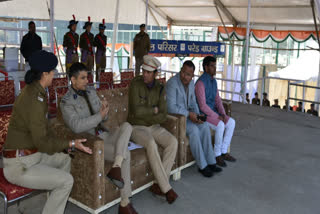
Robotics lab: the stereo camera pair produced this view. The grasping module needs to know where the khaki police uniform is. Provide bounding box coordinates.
[128,61,178,194]
[60,86,132,199]
[3,82,72,214]
[133,32,151,76]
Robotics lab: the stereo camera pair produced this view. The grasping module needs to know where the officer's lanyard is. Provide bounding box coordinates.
[97,34,106,49]
[84,33,93,55]
[67,32,77,51]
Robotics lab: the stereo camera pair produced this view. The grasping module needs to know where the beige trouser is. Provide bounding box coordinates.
[130,124,178,193]
[3,152,72,214]
[135,56,144,76]
[98,122,132,199]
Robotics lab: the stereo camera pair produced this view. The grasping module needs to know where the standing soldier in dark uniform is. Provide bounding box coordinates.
[252,92,260,105]
[80,17,94,72]
[283,99,293,111]
[271,99,281,108]
[63,15,79,73]
[246,93,250,104]
[94,19,107,80]
[20,21,42,70]
[262,92,270,107]
[133,24,151,76]
[307,103,319,116]
[296,101,305,112]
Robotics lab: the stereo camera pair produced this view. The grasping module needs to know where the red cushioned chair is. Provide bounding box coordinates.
[19,81,26,93]
[48,77,68,117]
[0,110,35,214]
[99,72,113,90]
[113,81,130,89]
[0,169,34,214]
[87,73,93,84]
[120,71,134,81]
[48,78,69,103]
[120,71,134,88]
[0,79,15,107]
[0,110,12,154]
[54,86,69,106]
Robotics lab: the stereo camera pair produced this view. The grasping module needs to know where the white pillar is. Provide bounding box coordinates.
[145,0,149,32]
[49,0,54,53]
[316,54,320,112]
[231,42,235,101]
[242,0,251,103]
[110,0,120,70]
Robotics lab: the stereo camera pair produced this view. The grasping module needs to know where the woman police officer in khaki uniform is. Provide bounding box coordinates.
[3,50,92,214]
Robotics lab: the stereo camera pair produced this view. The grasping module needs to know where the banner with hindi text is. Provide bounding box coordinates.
[149,39,226,57]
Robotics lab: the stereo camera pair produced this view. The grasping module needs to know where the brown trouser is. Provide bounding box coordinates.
[135,56,144,76]
[130,124,178,193]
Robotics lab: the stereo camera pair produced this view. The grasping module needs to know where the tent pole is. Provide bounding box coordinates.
[49,0,54,53]
[243,0,251,104]
[231,42,235,101]
[311,0,320,112]
[110,0,120,71]
[216,4,233,101]
[145,0,149,32]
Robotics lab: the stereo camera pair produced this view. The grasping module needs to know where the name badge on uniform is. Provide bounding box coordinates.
[37,96,44,102]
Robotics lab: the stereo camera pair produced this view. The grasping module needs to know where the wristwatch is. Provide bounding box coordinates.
[71,140,76,152]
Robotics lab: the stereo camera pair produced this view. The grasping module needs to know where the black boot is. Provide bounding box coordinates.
[208,164,223,173]
[198,166,213,177]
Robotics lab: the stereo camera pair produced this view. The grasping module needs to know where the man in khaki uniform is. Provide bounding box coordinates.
[133,24,150,76]
[128,55,178,204]
[3,50,91,214]
[63,15,79,73]
[80,17,94,71]
[60,62,137,214]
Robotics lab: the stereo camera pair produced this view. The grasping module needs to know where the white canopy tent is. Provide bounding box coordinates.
[0,0,318,30]
[269,51,320,82]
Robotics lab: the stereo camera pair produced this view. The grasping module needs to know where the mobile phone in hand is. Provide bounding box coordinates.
[197,114,207,122]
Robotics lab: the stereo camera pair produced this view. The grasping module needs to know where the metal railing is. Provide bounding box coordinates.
[158,69,320,112]
[286,81,320,112]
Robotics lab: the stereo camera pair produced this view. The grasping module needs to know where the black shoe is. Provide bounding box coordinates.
[198,166,213,177]
[216,156,227,167]
[222,153,237,162]
[208,164,223,173]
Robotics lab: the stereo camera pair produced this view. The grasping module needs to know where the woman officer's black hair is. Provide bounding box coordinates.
[24,50,58,84]
[25,69,42,84]
[69,62,87,79]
